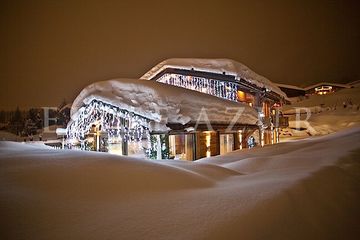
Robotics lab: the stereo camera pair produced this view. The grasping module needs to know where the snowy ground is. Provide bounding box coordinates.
[280,86,360,139]
[0,130,21,141]
[0,125,62,142]
[1,127,360,239]
[1,85,359,239]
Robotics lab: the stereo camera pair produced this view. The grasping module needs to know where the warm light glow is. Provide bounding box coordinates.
[169,135,176,157]
[262,102,270,117]
[96,132,100,151]
[108,143,123,155]
[273,102,281,108]
[237,90,246,102]
[238,130,243,150]
[315,86,333,95]
[205,132,211,157]
[220,134,234,155]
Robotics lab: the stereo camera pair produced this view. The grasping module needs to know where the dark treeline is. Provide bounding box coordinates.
[0,100,70,136]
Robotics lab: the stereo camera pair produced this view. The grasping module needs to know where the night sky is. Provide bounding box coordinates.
[1,0,359,110]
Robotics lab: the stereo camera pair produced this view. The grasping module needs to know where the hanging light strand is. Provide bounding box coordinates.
[66,99,151,150]
[157,73,238,102]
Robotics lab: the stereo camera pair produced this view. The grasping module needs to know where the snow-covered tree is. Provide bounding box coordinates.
[57,99,71,127]
[9,107,24,135]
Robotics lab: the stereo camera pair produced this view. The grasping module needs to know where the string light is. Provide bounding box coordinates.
[66,99,151,153]
[157,73,238,102]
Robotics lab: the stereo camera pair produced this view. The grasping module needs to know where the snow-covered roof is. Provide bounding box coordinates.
[304,82,351,91]
[282,84,360,113]
[276,83,305,91]
[140,58,287,98]
[348,79,360,87]
[70,78,258,131]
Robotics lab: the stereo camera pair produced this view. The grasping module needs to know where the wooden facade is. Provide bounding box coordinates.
[151,65,288,161]
[163,121,263,160]
[163,128,273,161]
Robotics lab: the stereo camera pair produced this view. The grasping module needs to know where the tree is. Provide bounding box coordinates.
[27,108,42,129]
[57,99,71,127]
[24,118,37,136]
[23,108,41,135]
[9,107,24,135]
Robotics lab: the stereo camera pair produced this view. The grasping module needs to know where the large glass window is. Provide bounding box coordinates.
[128,140,148,158]
[169,134,194,161]
[237,89,255,106]
[262,101,271,117]
[220,133,234,155]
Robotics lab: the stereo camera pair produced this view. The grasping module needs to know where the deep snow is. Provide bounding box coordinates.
[1,127,360,239]
[280,86,360,138]
[70,78,258,131]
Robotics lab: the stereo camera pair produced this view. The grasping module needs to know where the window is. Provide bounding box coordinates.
[169,134,194,160]
[220,134,234,155]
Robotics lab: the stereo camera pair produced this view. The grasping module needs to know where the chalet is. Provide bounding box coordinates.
[304,82,351,95]
[66,58,287,160]
[276,82,354,99]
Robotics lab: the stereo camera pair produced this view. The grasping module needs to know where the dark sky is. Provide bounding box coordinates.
[1,0,359,110]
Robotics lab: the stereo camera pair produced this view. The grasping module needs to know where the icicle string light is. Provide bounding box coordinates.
[66,100,151,151]
[157,73,238,102]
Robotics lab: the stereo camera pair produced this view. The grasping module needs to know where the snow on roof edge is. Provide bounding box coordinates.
[69,78,259,129]
[140,58,287,99]
[275,83,305,91]
[304,82,351,91]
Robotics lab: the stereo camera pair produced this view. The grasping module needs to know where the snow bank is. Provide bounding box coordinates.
[141,58,287,98]
[0,125,61,142]
[284,86,360,113]
[303,82,351,91]
[275,82,305,91]
[1,127,360,239]
[280,86,360,137]
[0,131,21,141]
[70,78,258,130]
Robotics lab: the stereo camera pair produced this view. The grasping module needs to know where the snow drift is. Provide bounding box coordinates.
[1,127,360,239]
[280,86,360,137]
